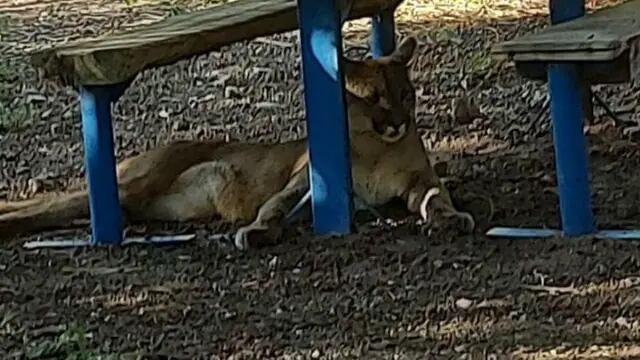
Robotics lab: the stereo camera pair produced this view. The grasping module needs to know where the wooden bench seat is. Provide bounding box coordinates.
[484,0,640,240]
[31,0,401,87]
[491,0,640,84]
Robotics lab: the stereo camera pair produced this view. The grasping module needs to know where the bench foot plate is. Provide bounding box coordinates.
[22,233,196,250]
[486,227,640,240]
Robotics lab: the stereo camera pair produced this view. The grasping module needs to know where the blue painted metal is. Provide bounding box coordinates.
[595,230,640,240]
[22,234,196,250]
[370,9,396,57]
[546,0,595,236]
[296,0,353,235]
[549,0,584,24]
[486,227,560,238]
[547,63,595,235]
[486,227,640,241]
[80,85,126,245]
[486,0,593,239]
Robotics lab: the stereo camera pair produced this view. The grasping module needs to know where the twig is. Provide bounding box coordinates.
[521,284,579,295]
[593,90,625,124]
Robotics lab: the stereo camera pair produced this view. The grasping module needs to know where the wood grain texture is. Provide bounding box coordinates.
[514,54,632,84]
[491,0,640,62]
[30,0,403,86]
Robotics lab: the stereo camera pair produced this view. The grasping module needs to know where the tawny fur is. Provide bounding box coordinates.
[0,37,474,249]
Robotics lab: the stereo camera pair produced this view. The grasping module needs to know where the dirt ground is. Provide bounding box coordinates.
[3,0,640,358]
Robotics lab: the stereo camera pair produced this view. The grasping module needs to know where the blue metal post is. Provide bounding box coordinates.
[295,0,353,235]
[547,0,594,236]
[370,9,396,57]
[549,0,584,23]
[79,85,126,245]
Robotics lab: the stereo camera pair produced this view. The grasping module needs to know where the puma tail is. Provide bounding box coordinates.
[0,190,90,241]
[0,197,47,214]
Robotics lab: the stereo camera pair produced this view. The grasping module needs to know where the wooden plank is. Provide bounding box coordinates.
[30,0,403,86]
[514,55,631,84]
[509,49,621,62]
[491,0,640,61]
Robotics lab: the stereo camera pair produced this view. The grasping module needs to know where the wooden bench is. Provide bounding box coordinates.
[27,0,404,246]
[32,0,402,86]
[487,0,640,240]
[491,0,640,84]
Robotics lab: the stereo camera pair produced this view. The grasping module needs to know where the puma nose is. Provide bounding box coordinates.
[383,123,406,142]
[385,123,406,136]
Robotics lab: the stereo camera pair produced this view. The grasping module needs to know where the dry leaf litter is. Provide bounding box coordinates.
[3,0,640,358]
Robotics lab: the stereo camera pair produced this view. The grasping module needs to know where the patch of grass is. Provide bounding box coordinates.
[466,50,495,76]
[0,101,33,132]
[25,324,121,360]
[432,27,464,45]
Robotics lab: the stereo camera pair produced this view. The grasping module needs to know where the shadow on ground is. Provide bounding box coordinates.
[2,0,640,358]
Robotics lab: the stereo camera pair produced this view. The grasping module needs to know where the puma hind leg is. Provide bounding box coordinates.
[0,197,47,215]
[134,160,237,223]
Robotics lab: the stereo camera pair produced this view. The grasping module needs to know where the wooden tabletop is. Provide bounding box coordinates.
[491,0,640,63]
[31,0,403,86]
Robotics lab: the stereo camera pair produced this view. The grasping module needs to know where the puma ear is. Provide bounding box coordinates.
[390,36,417,64]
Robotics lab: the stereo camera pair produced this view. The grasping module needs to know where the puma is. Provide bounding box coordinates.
[0,37,474,249]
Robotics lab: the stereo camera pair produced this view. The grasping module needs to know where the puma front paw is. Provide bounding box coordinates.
[418,187,476,235]
[234,223,282,250]
[444,210,476,234]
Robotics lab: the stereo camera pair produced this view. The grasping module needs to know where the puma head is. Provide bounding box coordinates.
[343,36,418,143]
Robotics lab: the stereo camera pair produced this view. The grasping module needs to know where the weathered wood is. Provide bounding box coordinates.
[514,54,631,84]
[491,0,640,84]
[492,0,640,61]
[31,0,403,86]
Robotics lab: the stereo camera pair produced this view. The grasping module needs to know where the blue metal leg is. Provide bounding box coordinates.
[487,0,596,239]
[79,85,126,245]
[546,0,594,235]
[23,84,202,249]
[547,63,595,235]
[370,9,396,57]
[549,0,584,23]
[295,0,353,235]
